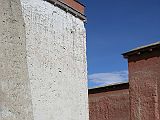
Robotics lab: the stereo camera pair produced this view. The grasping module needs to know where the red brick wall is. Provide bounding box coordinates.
[89,88,130,120]
[128,49,160,120]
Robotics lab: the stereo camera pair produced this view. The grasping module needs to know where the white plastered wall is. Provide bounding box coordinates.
[20,0,89,120]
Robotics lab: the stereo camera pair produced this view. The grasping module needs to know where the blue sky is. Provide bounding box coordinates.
[79,0,160,88]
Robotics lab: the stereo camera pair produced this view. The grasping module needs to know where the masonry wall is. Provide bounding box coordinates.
[128,49,160,120]
[89,87,130,120]
[1,0,88,120]
[0,0,34,119]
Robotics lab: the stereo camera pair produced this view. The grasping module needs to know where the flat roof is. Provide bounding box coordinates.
[89,82,129,94]
[123,41,160,58]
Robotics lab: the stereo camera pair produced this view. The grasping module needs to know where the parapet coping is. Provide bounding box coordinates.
[88,82,129,94]
[45,0,86,21]
[123,41,160,59]
[74,0,85,7]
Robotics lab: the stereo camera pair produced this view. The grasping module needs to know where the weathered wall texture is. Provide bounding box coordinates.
[20,0,88,120]
[128,50,160,120]
[1,0,88,120]
[0,0,33,120]
[89,89,130,120]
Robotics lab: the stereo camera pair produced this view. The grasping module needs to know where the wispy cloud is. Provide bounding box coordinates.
[88,70,128,88]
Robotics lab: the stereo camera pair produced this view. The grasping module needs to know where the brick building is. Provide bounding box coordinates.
[89,41,160,120]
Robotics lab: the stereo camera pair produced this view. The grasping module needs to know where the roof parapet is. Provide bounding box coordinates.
[122,41,160,59]
[45,0,86,21]
[89,82,129,94]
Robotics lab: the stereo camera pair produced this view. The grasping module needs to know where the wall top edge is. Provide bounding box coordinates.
[122,41,160,59]
[45,0,86,21]
[89,82,129,94]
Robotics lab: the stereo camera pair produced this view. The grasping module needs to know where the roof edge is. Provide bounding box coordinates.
[122,41,160,59]
[74,0,86,7]
[88,82,129,94]
[45,0,86,21]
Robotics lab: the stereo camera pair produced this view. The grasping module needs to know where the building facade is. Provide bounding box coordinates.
[89,83,130,120]
[0,0,89,120]
[89,42,160,120]
[123,42,160,120]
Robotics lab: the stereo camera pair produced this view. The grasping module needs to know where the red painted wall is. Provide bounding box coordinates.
[128,49,160,120]
[89,44,160,120]
[48,0,85,15]
[89,88,130,120]
[62,0,85,14]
